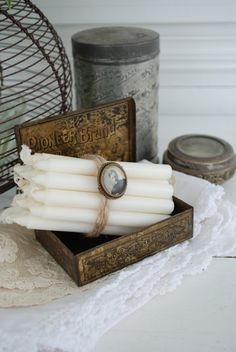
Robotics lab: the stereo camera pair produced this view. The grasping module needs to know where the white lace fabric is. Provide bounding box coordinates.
[0,224,78,306]
[0,171,236,352]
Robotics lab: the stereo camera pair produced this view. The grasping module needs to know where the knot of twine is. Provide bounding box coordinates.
[83,154,110,238]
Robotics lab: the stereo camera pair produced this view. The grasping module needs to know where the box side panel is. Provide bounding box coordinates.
[172,195,193,213]
[35,230,78,283]
[77,206,193,285]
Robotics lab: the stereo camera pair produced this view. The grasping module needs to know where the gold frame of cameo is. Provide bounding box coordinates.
[98,162,127,199]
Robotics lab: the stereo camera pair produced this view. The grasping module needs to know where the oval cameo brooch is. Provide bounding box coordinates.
[98,162,127,199]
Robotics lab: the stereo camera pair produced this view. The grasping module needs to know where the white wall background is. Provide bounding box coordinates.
[33,0,236,119]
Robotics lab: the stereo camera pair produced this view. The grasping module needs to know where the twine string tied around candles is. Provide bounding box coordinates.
[82,154,110,237]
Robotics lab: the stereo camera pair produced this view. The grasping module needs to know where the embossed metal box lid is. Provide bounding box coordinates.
[163,134,236,184]
[15,98,136,162]
[35,197,193,286]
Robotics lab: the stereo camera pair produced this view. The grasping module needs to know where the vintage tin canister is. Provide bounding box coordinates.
[72,26,160,162]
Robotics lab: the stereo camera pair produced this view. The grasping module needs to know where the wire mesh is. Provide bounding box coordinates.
[0,0,72,193]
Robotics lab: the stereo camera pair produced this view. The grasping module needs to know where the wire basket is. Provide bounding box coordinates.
[0,0,72,193]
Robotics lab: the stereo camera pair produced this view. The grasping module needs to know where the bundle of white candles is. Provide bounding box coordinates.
[1,145,175,236]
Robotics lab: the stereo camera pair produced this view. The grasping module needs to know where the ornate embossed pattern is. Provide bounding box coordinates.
[15,99,136,162]
[78,211,193,285]
[198,168,236,184]
[74,57,159,161]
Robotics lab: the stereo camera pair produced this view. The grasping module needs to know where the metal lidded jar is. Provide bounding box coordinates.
[163,134,236,184]
[72,27,160,162]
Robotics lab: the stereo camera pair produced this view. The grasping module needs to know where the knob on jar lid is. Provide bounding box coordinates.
[163,134,236,184]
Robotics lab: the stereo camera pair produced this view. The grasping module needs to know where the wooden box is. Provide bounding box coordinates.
[35,197,193,286]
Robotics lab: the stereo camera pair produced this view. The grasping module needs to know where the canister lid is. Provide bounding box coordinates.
[163,134,236,184]
[72,27,159,64]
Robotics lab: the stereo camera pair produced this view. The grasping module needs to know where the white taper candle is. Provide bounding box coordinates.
[14,165,174,199]
[19,145,172,180]
[1,207,141,236]
[13,195,170,227]
[26,188,174,214]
